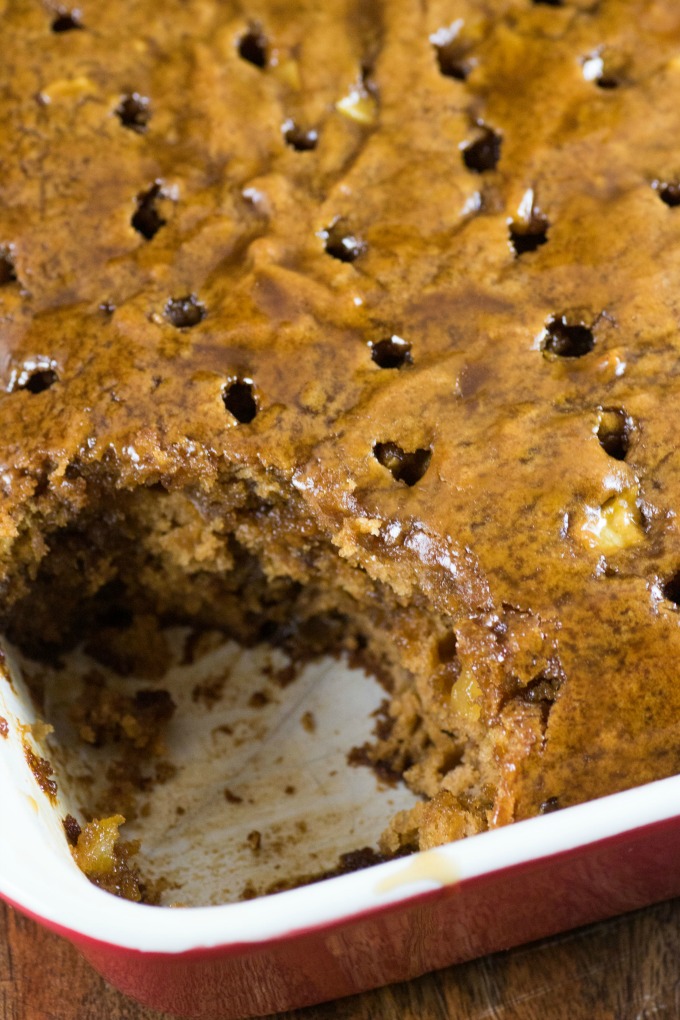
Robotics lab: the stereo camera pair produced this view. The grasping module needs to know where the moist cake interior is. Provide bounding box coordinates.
[7,463,495,855]
[4,0,680,892]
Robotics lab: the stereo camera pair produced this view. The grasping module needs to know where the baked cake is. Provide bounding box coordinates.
[3,0,680,878]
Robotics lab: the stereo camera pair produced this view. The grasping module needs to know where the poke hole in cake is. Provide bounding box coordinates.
[3,0,680,898]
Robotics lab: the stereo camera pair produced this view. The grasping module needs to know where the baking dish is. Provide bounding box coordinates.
[2,637,680,1020]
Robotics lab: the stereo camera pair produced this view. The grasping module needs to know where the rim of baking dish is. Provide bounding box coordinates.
[2,761,680,953]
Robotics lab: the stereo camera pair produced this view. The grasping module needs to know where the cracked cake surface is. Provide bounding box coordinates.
[3,0,680,869]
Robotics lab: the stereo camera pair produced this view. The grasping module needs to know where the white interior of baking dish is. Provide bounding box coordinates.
[10,631,421,906]
[1,634,680,954]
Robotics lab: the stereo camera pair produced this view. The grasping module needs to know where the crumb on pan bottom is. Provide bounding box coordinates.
[4,464,581,899]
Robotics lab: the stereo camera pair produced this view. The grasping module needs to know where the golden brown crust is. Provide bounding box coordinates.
[3,0,680,842]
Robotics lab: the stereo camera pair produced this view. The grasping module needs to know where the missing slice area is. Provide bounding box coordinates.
[1,461,570,901]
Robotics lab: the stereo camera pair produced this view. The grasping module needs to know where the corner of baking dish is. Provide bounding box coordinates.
[2,638,680,955]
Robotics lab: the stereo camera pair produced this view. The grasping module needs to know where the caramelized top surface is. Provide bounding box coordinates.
[3,0,680,813]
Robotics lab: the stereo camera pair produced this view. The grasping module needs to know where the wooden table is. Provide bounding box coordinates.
[3,897,680,1020]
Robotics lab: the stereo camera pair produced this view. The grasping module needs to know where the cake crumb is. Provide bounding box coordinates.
[240,882,257,901]
[86,614,172,679]
[273,663,298,688]
[300,710,316,733]
[23,743,58,801]
[191,675,227,708]
[182,628,228,665]
[155,761,177,784]
[63,813,82,846]
[213,723,233,736]
[246,830,262,852]
[28,719,54,743]
[248,690,270,709]
[71,679,175,753]
[70,815,144,902]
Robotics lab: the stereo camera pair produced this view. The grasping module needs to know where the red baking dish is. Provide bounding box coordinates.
[3,639,680,1019]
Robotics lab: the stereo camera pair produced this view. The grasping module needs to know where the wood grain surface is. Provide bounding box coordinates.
[3,896,680,1020]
